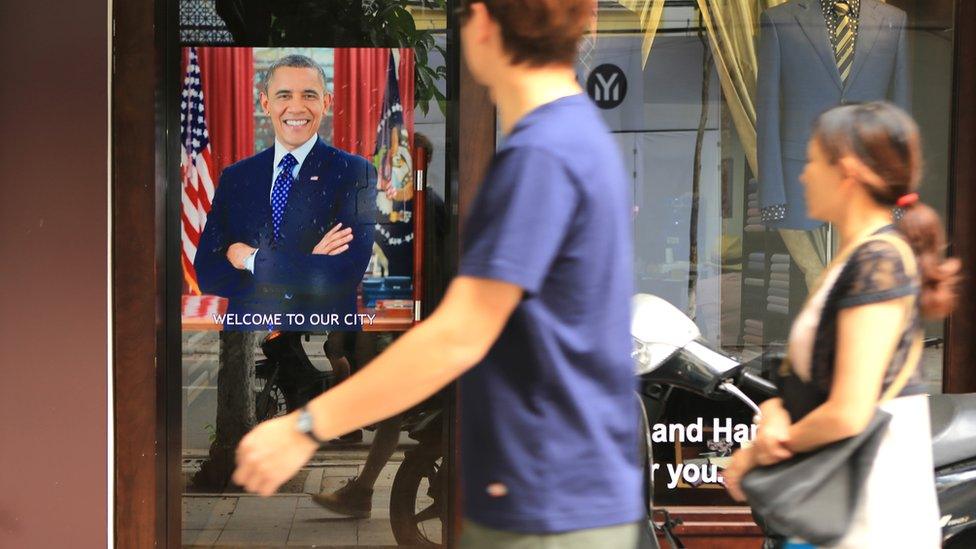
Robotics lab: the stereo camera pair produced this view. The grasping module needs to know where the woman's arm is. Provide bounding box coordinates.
[784,297,908,453]
[753,398,793,464]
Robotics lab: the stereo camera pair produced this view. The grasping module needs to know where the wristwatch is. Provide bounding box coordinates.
[295,406,327,445]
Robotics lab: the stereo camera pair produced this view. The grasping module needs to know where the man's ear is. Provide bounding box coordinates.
[323,92,333,113]
[259,92,270,115]
[468,2,495,44]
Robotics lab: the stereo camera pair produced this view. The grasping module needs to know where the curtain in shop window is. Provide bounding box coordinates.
[615,0,666,67]
[196,47,255,178]
[694,0,771,175]
[623,1,882,175]
[333,49,415,159]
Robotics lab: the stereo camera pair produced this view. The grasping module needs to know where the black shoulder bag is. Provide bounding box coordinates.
[740,233,923,546]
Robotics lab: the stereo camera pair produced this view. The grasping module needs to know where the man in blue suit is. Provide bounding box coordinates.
[195,54,377,331]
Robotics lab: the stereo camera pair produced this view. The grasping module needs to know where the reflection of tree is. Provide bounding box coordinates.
[215,0,447,114]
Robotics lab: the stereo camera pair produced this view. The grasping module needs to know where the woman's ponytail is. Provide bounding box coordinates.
[897,201,961,320]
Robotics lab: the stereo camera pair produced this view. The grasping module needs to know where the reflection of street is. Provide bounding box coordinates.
[182,455,436,547]
[182,331,435,547]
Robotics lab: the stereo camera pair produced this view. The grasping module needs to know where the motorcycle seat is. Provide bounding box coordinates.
[929,393,976,469]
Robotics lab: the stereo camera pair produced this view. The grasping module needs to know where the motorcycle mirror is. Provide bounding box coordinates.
[631,294,701,345]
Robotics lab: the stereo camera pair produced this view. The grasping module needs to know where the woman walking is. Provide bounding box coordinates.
[724,102,961,548]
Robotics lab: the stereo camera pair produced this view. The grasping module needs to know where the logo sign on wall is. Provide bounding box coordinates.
[586,64,628,110]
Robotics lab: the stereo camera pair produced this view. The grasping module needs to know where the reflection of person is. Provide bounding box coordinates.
[724,103,959,547]
[234,1,643,547]
[312,133,446,517]
[195,55,377,330]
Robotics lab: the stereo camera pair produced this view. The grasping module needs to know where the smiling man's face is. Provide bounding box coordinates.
[260,66,331,150]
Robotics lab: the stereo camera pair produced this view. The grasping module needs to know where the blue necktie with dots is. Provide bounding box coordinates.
[271,153,298,241]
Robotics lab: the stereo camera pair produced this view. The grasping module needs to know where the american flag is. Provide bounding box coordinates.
[180,47,215,295]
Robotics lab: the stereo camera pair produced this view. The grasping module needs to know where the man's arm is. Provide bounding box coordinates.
[233,276,522,495]
[194,168,254,298]
[252,162,377,298]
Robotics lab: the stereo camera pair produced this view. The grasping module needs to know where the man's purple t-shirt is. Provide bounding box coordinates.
[458,94,641,533]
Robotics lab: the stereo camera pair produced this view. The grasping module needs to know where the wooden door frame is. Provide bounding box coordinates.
[945,0,976,393]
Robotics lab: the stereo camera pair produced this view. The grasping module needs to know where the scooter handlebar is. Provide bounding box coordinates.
[736,370,778,399]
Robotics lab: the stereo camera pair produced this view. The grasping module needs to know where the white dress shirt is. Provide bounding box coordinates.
[244,134,319,273]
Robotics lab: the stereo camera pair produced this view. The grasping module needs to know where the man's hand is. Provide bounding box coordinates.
[227,243,257,270]
[233,414,318,496]
[312,223,354,256]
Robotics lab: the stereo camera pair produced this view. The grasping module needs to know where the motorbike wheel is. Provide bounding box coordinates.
[945,528,976,549]
[254,376,287,422]
[390,448,444,548]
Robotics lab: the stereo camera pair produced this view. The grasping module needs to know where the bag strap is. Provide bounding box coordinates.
[781,230,923,401]
[866,233,923,403]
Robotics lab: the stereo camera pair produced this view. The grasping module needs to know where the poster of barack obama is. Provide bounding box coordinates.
[191,52,381,332]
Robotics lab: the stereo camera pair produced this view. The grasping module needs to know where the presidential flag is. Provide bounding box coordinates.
[372,52,414,278]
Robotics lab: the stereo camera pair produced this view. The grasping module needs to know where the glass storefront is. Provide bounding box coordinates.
[579,0,955,506]
[163,0,960,544]
[174,2,452,546]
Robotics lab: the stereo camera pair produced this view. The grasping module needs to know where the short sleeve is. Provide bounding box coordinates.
[832,239,917,309]
[458,147,579,295]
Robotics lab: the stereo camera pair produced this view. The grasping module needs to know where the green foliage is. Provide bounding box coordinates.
[264,0,448,116]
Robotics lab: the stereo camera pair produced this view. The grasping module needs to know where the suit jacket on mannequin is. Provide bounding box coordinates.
[757,0,909,230]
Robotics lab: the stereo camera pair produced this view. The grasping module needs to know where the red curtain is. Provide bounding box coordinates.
[197,47,255,179]
[333,48,416,159]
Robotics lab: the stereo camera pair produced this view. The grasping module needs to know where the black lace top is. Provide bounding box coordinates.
[776,226,922,420]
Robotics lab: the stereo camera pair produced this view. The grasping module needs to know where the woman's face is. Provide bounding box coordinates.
[800,138,847,223]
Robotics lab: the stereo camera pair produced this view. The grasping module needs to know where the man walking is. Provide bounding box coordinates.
[233,2,642,546]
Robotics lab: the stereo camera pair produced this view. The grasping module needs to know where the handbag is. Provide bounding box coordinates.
[740,232,923,547]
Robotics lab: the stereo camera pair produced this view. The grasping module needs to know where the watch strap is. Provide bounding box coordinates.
[297,406,327,445]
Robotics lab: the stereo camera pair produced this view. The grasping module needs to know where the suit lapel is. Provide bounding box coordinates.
[844,0,884,92]
[280,138,336,238]
[257,146,275,223]
[794,0,844,91]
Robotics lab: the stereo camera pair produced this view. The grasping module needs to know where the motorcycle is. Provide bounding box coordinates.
[254,331,335,420]
[630,293,976,548]
[253,330,446,547]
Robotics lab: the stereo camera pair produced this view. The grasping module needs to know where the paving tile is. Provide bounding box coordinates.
[356,518,396,546]
[216,526,290,546]
[323,466,360,478]
[182,529,221,546]
[288,507,359,546]
[223,496,297,530]
[295,495,318,509]
[294,500,366,522]
[183,497,238,530]
[303,468,325,494]
[372,464,400,488]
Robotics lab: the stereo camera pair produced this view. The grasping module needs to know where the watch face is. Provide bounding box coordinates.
[297,410,313,433]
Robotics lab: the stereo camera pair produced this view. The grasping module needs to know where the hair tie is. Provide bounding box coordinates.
[897,192,920,208]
